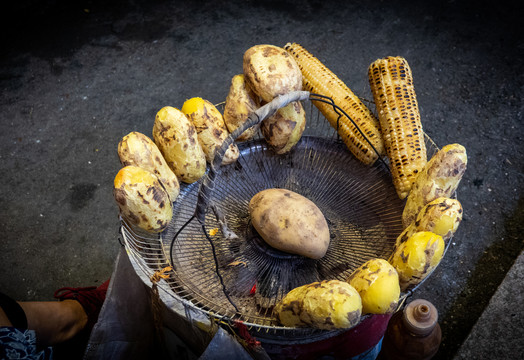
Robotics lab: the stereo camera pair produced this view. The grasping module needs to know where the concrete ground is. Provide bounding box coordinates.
[1,0,522,358]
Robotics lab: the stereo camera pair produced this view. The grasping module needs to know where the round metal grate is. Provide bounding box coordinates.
[164,134,404,323]
[121,92,445,335]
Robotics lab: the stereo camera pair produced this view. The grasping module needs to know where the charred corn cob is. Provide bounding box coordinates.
[368,56,427,199]
[284,43,384,165]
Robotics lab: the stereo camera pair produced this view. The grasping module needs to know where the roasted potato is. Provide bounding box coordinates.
[113,165,172,233]
[396,197,463,247]
[152,106,206,183]
[243,44,302,103]
[249,188,330,259]
[389,231,445,291]
[261,101,306,154]
[181,97,239,165]
[273,283,311,327]
[348,258,400,315]
[223,74,261,142]
[118,131,180,202]
[403,144,467,227]
[274,280,362,330]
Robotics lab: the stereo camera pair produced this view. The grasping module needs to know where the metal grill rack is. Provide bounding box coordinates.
[120,91,445,336]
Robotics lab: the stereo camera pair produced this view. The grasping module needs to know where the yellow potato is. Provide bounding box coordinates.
[274,280,362,330]
[301,280,362,330]
[223,74,261,142]
[249,188,330,259]
[181,97,239,165]
[389,231,445,291]
[261,101,306,154]
[396,197,463,247]
[348,258,400,315]
[118,131,180,202]
[273,284,310,327]
[113,166,172,233]
[152,106,206,183]
[403,144,467,227]
[243,44,303,102]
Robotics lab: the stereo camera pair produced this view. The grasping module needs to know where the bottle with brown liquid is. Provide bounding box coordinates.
[380,299,442,360]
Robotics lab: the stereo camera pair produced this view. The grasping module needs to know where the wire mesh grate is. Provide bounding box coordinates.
[120,94,445,335]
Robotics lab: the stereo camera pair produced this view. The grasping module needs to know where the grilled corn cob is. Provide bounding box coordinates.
[284,43,384,165]
[368,56,427,199]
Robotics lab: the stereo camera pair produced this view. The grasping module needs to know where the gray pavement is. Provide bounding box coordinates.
[1,0,523,358]
[454,249,524,359]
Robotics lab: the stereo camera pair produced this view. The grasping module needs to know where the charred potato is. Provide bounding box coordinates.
[223,74,261,142]
[243,44,303,102]
[118,131,180,202]
[152,106,206,183]
[261,101,306,154]
[273,283,311,327]
[348,258,400,315]
[389,231,445,291]
[113,165,172,233]
[249,188,330,259]
[396,197,463,247]
[274,280,362,330]
[181,97,239,165]
[403,144,467,227]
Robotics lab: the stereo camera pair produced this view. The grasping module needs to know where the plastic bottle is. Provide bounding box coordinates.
[380,299,442,360]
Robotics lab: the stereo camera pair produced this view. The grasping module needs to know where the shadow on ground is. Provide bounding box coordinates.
[438,196,524,358]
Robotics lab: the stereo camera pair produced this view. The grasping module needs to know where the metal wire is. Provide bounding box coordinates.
[308,93,391,171]
[166,139,403,324]
[121,93,448,335]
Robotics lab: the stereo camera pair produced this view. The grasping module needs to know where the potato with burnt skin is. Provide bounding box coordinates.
[181,97,239,165]
[113,165,172,233]
[402,143,467,227]
[261,101,306,154]
[249,188,330,259]
[389,231,445,291]
[118,131,180,202]
[243,44,305,154]
[274,280,362,330]
[273,282,311,327]
[347,258,400,315]
[152,106,206,183]
[396,197,463,247]
[223,74,261,142]
[242,44,303,103]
